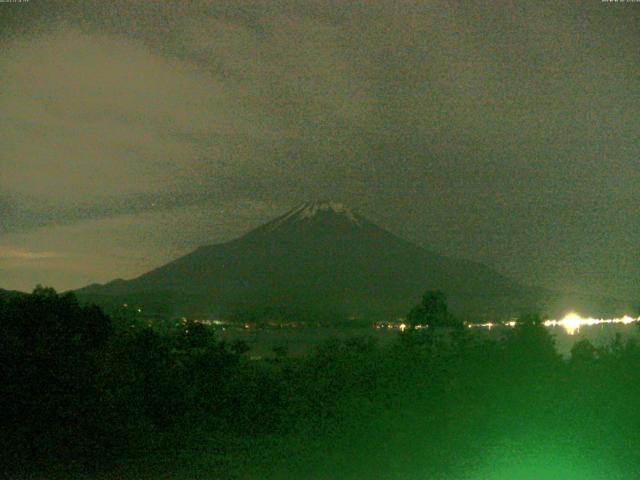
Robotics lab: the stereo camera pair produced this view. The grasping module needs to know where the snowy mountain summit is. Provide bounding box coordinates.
[262,201,362,233]
[293,201,359,223]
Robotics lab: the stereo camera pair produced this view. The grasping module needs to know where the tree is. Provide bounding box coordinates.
[569,339,597,367]
[407,290,458,328]
[503,313,561,375]
[0,287,114,469]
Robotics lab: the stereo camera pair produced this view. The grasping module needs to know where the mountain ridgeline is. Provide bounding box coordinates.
[75,202,630,322]
[0,289,25,301]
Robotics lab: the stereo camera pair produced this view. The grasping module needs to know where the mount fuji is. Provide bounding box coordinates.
[75,202,628,321]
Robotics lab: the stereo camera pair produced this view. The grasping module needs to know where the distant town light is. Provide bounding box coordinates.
[542,313,640,335]
[466,314,640,335]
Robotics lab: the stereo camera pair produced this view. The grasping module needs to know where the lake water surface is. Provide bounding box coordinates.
[218,320,640,359]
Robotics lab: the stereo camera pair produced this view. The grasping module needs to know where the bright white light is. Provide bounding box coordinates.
[467,322,496,329]
[466,313,640,334]
[543,312,639,335]
[621,315,635,325]
[556,312,582,335]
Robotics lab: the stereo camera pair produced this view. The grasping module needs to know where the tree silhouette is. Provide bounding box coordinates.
[407,290,458,328]
[0,287,114,469]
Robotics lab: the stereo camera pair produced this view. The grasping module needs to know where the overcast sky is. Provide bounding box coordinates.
[0,0,638,299]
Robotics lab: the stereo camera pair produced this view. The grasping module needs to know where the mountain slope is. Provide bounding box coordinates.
[0,288,26,300]
[75,202,628,321]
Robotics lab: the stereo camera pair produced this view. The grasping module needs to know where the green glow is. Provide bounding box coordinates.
[465,438,615,480]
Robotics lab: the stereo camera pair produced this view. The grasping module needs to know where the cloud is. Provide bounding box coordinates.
[0,29,272,203]
[0,0,638,297]
[0,247,65,261]
[0,199,282,291]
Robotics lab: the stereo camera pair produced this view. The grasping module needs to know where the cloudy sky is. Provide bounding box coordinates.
[0,0,638,298]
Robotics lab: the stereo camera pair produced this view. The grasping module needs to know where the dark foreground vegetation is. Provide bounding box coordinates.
[2,288,640,479]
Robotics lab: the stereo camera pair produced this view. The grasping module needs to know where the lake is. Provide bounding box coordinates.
[217,315,640,359]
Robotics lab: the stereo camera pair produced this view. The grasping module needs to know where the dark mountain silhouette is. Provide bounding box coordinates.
[75,202,632,321]
[0,288,25,301]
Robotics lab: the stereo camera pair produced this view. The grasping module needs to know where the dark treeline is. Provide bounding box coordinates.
[2,288,640,479]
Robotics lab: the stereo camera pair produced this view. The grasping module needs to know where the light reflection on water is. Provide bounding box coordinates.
[468,313,640,336]
[546,321,640,356]
[468,313,640,355]
[218,314,640,359]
